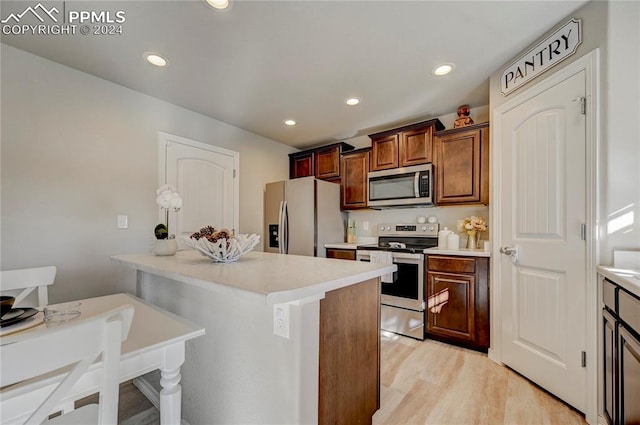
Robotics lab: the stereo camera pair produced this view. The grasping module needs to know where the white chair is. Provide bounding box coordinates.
[0,304,134,425]
[0,266,57,308]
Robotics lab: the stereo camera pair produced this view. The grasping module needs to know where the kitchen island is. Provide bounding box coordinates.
[112,250,396,425]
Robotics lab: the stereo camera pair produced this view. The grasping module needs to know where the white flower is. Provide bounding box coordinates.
[156,186,182,211]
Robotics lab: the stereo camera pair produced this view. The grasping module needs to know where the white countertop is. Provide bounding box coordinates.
[324,243,358,250]
[424,247,491,257]
[113,250,396,305]
[597,265,640,297]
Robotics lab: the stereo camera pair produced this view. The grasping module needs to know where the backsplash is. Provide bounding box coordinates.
[346,205,490,240]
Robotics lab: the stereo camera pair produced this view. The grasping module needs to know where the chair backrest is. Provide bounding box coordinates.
[0,266,57,307]
[0,304,134,425]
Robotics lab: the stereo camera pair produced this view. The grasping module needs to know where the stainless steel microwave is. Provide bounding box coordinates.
[368,163,434,208]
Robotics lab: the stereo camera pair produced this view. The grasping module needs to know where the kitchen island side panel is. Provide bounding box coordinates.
[319,278,381,425]
[137,270,320,425]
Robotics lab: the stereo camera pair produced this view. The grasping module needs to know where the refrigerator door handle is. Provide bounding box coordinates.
[283,200,289,254]
[278,200,284,254]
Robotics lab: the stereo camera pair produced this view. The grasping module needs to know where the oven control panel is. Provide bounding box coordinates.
[378,223,439,237]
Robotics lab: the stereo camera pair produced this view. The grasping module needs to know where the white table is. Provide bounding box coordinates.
[0,293,205,425]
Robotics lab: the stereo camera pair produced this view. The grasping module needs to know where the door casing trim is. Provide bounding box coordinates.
[490,48,600,424]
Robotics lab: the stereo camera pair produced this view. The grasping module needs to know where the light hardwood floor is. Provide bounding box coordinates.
[75,379,154,424]
[102,332,587,424]
[373,331,587,425]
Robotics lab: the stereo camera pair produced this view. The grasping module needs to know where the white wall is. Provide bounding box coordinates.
[1,45,295,303]
[489,0,640,264]
[602,1,640,262]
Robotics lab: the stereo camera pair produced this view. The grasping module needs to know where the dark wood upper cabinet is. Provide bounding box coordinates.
[340,148,370,210]
[400,125,434,166]
[433,122,490,206]
[369,118,444,172]
[289,151,314,179]
[289,142,354,181]
[370,134,399,171]
[315,145,341,180]
[426,255,489,350]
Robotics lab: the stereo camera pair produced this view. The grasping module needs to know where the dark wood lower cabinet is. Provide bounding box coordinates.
[326,248,356,260]
[319,278,380,425]
[600,276,640,425]
[619,327,640,425]
[603,308,617,425]
[425,255,489,350]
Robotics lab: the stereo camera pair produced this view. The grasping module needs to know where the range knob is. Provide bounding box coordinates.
[385,226,391,231]
[428,225,435,232]
[422,226,427,231]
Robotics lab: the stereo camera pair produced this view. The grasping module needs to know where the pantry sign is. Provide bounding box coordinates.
[501,18,582,96]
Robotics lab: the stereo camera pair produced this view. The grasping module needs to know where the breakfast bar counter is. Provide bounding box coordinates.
[112,250,395,425]
[113,250,393,304]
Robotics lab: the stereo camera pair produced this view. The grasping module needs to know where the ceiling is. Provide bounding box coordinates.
[1,0,588,149]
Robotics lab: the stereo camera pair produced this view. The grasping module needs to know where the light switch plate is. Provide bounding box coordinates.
[117,215,128,229]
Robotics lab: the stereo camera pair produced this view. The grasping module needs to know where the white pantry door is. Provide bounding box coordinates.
[159,133,239,237]
[498,70,587,411]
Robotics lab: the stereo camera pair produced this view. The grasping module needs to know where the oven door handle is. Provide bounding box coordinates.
[390,252,423,260]
[356,251,424,261]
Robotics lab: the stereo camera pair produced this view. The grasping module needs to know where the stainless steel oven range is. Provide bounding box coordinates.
[356,223,438,339]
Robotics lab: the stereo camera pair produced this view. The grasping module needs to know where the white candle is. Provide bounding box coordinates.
[447,233,460,250]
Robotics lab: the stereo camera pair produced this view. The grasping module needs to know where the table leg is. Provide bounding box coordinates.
[159,343,186,425]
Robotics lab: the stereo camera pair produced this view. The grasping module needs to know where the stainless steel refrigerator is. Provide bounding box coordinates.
[264,177,344,257]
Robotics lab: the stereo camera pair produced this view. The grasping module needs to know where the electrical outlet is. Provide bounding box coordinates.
[273,303,290,339]
[362,221,369,231]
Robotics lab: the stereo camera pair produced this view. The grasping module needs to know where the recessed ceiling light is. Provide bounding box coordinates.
[145,53,168,67]
[205,0,230,10]
[345,98,360,106]
[284,120,296,126]
[433,63,455,76]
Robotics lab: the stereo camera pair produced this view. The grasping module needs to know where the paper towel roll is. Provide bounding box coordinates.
[447,233,460,250]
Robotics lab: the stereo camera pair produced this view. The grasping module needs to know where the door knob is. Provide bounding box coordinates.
[499,245,519,263]
[499,246,517,256]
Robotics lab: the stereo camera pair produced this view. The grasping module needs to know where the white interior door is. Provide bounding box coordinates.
[498,70,587,411]
[159,133,239,237]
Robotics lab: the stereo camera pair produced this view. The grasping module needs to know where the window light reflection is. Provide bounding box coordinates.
[427,288,449,314]
[607,203,635,235]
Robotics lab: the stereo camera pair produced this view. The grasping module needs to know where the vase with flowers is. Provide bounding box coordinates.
[152,184,183,256]
[458,216,488,250]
